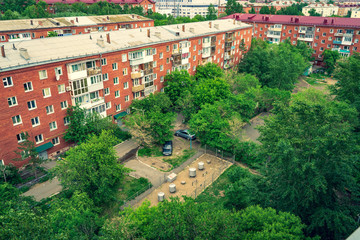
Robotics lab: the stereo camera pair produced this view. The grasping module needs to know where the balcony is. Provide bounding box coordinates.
[130,55,153,66]
[80,97,105,109]
[224,62,234,69]
[88,81,104,93]
[340,49,350,53]
[203,40,211,48]
[181,58,189,65]
[144,85,155,96]
[68,69,87,80]
[298,35,314,42]
[298,29,306,34]
[202,50,211,58]
[269,26,282,32]
[180,46,190,54]
[143,68,153,76]
[224,54,234,60]
[132,84,145,93]
[344,33,354,37]
[172,53,182,66]
[225,35,236,43]
[87,67,101,76]
[334,32,343,37]
[267,33,281,39]
[131,71,144,79]
[333,40,342,44]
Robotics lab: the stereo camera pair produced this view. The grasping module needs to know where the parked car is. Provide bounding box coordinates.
[174,129,196,140]
[162,140,173,156]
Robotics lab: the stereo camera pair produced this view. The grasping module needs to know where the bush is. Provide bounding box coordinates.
[226,166,248,183]
[0,164,22,185]
[138,147,162,157]
[19,186,30,193]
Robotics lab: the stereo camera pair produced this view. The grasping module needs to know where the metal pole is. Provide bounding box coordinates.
[190,138,192,150]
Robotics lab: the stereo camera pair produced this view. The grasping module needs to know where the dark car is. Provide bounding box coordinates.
[174,129,196,140]
[163,140,173,156]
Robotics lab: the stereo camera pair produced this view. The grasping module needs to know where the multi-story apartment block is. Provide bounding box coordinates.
[43,0,156,14]
[337,4,360,16]
[0,19,252,167]
[351,7,360,17]
[0,14,154,43]
[302,4,339,16]
[223,14,360,61]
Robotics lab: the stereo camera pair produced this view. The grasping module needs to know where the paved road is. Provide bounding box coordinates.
[124,158,166,186]
[114,139,139,159]
[242,112,270,143]
[22,177,62,201]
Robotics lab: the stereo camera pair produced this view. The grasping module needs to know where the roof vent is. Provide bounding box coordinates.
[209,22,212,28]
[1,45,5,58]
[214,24,219,29]
[19,48,30,60]
[295,18,299,23]
[147,29,150,38]
[189,27,195,33]
[106,33,111,43]
[182,25,185,32]
[155,31,161,38]
[331,19,334,24]
[30,20,33,25]
[324,19,328,24]
[97,39,105,48]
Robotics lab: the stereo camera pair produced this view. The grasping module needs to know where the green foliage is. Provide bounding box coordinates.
[138,147,163,157]
[225,0,244,15]
[47,31,58,37]
[259,6,271,14]
[331,54,360,114]
[225,71,260,94]
[249,7,256,14]
[206,4,217,20]
[23,1,49,18]
[0,163,21,184]
[55,131,126,206]
[239,39,309,91]
[276,3,307,15]
[163,149,196,168]
[258,89,359,239]
[164,69,194,107]
[308,8,321,16]
[323,49,340,74]
[100,198,308,239]
[195,62,224,81]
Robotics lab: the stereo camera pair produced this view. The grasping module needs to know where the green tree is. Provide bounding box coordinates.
[322,49,340,74]
[206,4,217,20]
[276,3,307,15]
[331,54,360,114]
[249,7,256,14]
[164,70,194,107]
[14,132,44,179]
[23,1,49,18]
[258,89,359,239]
[224,71,260,94]
[54,131,126,206]
[225,0,243,15]
[270,6,277,14]
[195,62,224,81]
[259,6,270,14]
[308,8,321,16]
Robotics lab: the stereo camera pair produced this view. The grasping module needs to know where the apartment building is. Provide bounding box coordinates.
[223,13,360,61]
[43,0,156,13]
[351,7,360,17]
[0,15,154,43]
[0,19,252,167]
[302,4,339,16]
[337,4,360,16]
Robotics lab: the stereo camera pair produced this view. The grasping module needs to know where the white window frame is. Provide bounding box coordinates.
[17,133,26,143]
[115,90,120,98]
[101,58,107,66]
[60,101,68,110]
[3,77,13,88]
[124,82,129,89]
[8,96,17,107]
[104,87,110,95]
[114,77,119,85]
[42,88,51,98]
[112,63,118,70]
[55,67,63,76]
[49,121,57,131]
[64,117,70,126]
[52,137,60,145]
[35,134,44,144]
[31,117,40,127]
[24,82,33,92]
[125,95,129,102]
[58,84,65,94]
[116,104,121,112]
[39,70,48,80]
[103,73,109,81]
[27,100,37,110]
[12,115,22,126]
[122,54,127,62]
[123,68,128,76]
[46,105,54,114]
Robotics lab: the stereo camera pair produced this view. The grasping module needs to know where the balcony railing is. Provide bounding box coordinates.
[131,71,144,79]
[143,68,153,76]
[87,67,101,76]
[132,84,145,93]
[334,32,343,37]
[333,40,342,44]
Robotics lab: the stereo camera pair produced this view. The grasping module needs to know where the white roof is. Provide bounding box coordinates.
[0,20,251,71]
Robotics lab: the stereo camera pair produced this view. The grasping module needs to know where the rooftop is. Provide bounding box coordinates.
[0,14,152,32]
[42,0,155,4]
[0,19,251,71]
[223,13,360,28]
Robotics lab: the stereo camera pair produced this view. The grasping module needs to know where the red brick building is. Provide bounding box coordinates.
[0,14,154,43]
[43,0,156,13]
[0,19,252,167]
[223,13,360,61]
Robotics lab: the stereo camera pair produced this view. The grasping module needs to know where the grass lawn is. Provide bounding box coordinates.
[138,147,163,157]
[162,149,196,169]
[195,165,237,208]
[102,175,151,217]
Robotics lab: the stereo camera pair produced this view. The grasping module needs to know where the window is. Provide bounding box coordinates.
[198,39,201,45]
[60,101,68,109]
[115,90,120,98]
[55,67,63,77]
[167,70,170,74]
[355,39,359,43]
[328,37,332,41]
[193,55,196,61]
[104,87,110,95]
[316,36,319,40]
[35,134,44,144]
[160,65,163,71]
[160,76,164,82]
[123,68,128,76]
[283,26,286,30]
[153,73,157,80]
[124,82,129,89]
[166,58,170,64]
[114,77,119,85]
[103,73,109,81]
[193,45,196,51]
[354,47,358,51]
[0,36,5,41]
[320,47,324,51]
[17,133,26,143]
[101,58,107,65]
[314,43,318,47]
[289,30,292,34]
[3,77,13,88]
[193,66,196,71]
[166,46,170,52]
[327,44,331,48]
[322,33,326,37]
[49,121,57,131]
[112,63,118,70]
[42,88,51,98]
[330,29,334,33]
[72,79,88,96]
[58,84,65,93]
[64,117,70,126]
[27,100,37,110]
[12,115,22,125]
[125,95,129,102]
[160,52,163,59]
[31,117,40,127]
[52,137,60,145]
[8,96,17,107]
[46,105,54,114]
[106,102,111,109]
[317,28,320,32]
[198,50,201,55]
[116,104,121,112]
[39,70,48,80]
[153,61,157,67]
[24,82,33,92]
[321,40,325,44]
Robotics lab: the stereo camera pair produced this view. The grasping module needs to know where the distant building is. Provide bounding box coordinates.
[223,13,360,61]
[0,19,252,167]
[0,14,154,43]
[351,7,360,17]
[302,4,339,16]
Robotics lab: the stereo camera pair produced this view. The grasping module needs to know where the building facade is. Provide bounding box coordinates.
[0,19,252,167]
[223,13,360,61]
[0,15,154,43]
[351,7,360,17]
[302,4,339,16]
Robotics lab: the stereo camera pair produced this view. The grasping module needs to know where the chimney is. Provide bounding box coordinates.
[76,17,78,23]
[107,16,109,20]
[30,20,33,25]
[324,19,328,24]
[106,33,111,43]
[132,14,135,19]
[97,39,105,48]
[331,19,334,24]
[291,17,293,22]
[155,31,161,38]
[214,24,219,29]
[233,19,236,24]
[38,21,43,26]
[70,20,74,24]
[209,22,212,28]
[182,25,185,32]
[19,48,30,60]
[1,45,5,58]
[147,29,150,38]
[190,27,195,33]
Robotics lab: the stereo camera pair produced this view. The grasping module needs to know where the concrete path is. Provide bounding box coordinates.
[124,158,166,186]
[114,139,139,159]
[242,112,270,143]
[22,177,62,201]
